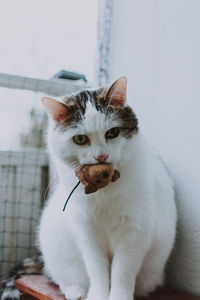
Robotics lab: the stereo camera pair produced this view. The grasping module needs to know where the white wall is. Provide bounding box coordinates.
[108,0,200,295]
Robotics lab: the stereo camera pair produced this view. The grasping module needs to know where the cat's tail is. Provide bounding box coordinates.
[1,256,43,300]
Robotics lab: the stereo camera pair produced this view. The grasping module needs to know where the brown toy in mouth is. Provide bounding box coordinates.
[75,163,120,194]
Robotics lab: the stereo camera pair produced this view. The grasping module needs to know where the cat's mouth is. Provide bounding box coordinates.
[76,159,114,168]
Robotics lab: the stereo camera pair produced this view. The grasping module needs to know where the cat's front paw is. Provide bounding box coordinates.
[109,291,133,300]
[61,285,87,300]
[109,296,133,300]
[85,297,108,300]
[85,289,108,300]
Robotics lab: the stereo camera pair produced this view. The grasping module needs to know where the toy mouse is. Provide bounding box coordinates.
[63,163,120,211]
[75,163,120,194]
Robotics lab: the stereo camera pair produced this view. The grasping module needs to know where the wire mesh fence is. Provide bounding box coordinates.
[0,73,86,285]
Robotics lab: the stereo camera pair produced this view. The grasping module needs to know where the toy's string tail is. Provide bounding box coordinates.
[63,181,80,211]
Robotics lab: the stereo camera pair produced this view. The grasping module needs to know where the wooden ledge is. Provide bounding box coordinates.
[15,275,65,300]
[15,275,200,300]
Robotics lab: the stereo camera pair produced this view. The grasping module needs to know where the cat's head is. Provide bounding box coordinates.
[42,76,138,169]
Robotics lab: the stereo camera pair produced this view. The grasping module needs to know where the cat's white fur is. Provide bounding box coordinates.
[39,89,177,300]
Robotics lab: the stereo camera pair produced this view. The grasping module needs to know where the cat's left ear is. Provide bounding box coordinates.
[105,76,127,107]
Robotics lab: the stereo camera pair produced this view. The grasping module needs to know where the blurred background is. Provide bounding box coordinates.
[0,0,98,150]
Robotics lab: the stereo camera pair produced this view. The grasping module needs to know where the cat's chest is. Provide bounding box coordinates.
[86,199,139,253]
[87,191,135,234]
[61,180,144,238]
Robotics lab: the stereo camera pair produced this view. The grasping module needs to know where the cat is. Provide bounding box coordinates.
[1,76,177,300]
[38,76,177,300]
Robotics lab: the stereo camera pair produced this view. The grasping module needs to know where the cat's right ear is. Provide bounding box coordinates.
[41,97,69,122]
[105,76,127,107]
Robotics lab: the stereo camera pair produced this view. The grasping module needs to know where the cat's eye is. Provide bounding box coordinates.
[73,135,89,145]
[105,127,120,139]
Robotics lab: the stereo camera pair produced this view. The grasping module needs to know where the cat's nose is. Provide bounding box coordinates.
[94,154,108,162]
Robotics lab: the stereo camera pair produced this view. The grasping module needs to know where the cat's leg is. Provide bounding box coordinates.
[41,231,89,300]
[109,232,148,300]
[58,254,89,300]
[74,222,110,300]
[48,250,88,300]
[134,242,170,297]
[46,248,89,300]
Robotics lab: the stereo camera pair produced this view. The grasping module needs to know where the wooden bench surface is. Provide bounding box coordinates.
[15,275,200,300]
[15,275,65,300]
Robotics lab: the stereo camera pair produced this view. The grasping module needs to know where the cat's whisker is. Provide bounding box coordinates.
[69,161,80,170]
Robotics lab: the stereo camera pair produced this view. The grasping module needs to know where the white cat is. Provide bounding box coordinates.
[39,76,177,300]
